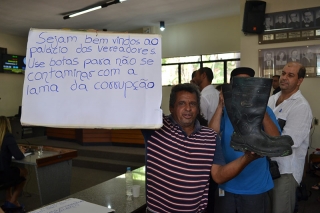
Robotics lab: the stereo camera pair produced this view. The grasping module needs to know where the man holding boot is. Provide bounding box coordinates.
[143,83,266,213]
[209,67,292,213]
[268,62,313,213]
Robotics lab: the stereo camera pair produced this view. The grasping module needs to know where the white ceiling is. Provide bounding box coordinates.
[0,0,240,37]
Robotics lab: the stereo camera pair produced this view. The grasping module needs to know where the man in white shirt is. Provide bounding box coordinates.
[268,62,313,213]
[192,67,219,122]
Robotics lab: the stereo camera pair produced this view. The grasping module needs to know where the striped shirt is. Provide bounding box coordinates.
[145,115,217,213]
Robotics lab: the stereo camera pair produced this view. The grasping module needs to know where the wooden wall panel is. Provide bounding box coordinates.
[46,128,76,140]
[111,130,144,144]
[81,129,112,143]
[46,128,144,145]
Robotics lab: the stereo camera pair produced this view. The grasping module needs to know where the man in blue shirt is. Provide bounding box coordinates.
[209,67,281,213]
[142,83,262,213]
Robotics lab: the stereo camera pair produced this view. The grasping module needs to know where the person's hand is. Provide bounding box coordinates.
[243,150,262,161]
[19,146,26,154]
[218,92,224,107]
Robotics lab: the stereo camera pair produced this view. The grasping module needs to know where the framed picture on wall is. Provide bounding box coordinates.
[259,45,320,78]
[260,6,320,44]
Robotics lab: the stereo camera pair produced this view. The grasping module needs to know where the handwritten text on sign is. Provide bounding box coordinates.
[26,31,160,97]
[22,29,162,128]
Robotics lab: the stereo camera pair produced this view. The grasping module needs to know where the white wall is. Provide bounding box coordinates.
[0,32,27,116]
[239,0,320,151]
[156,15,241,58]
[0,32,28,55]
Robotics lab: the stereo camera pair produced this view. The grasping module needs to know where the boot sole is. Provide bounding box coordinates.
[230,140,292,157]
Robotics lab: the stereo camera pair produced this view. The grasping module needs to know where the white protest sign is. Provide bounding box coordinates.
[21,29,162,128]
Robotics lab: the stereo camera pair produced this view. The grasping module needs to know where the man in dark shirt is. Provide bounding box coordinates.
[288,49,300,63]
[301,49,315,67]
[265,16,273,30]
[302,11,314,28]
[288,13,300,29]
[275,14,286,29]
[264,51,274,70]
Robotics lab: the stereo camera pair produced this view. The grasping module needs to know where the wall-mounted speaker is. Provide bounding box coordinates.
[242,1,266,34]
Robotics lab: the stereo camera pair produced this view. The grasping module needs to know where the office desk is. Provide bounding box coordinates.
[65,166,146,213]
[13,145,77,206]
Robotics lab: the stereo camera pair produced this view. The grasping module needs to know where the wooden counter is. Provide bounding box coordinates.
[47,128,144,146]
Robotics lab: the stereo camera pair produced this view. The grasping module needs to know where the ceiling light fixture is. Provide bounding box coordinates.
[63,0,127,20]
[68,6,102,18]
[160,21,165,31]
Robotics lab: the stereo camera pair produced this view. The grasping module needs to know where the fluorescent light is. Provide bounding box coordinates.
[69,6,102,18]
[64,0,127,20]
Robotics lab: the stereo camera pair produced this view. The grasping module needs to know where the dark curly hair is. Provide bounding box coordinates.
[169,83,201,111]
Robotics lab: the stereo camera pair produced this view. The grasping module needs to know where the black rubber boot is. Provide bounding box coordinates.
[222,84,236,129]
[222,84,293,147]
[227,77,293,157]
